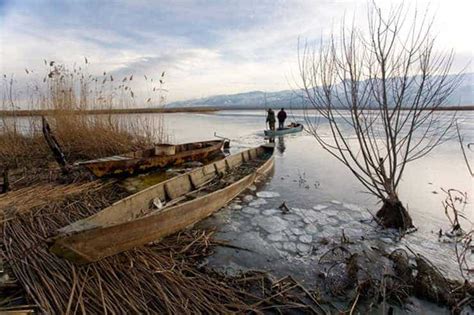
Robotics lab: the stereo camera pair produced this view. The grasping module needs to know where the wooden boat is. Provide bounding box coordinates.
[77,140,224,177]
[50,144,275,263]
[264,123,304,136]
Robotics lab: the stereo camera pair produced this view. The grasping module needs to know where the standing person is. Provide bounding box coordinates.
[277,108,287,129]
[266,108,276,131]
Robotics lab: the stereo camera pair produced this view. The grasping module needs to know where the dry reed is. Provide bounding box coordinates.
[1,60,168,170]
[1,182,323,314]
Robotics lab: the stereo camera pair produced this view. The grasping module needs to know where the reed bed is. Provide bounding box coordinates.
[1,181,323,314]
[1,60,167,170]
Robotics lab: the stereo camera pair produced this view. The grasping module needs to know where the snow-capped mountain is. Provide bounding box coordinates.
[168,73,474,109]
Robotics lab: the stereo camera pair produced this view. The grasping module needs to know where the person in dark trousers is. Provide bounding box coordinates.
[277,108,287,129]
[266,108,276,131]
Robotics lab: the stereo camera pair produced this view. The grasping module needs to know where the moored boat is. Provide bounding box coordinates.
[50,144,275,263]
[77,140,224,177]
[264,123,303,136]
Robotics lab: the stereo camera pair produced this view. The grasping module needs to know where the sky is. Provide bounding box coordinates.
[1,0,473,103]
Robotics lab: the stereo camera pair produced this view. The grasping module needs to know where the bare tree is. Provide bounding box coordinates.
[298,3,462,230]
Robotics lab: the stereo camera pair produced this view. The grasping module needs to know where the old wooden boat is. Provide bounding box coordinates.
[50,144,275,263]
[264,123,304,136]
[77,140,224,177]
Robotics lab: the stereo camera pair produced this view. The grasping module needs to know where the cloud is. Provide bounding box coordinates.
[1,0,472,103]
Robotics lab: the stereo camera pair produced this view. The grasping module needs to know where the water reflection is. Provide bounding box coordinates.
[277,136,286,154]
[265,136,286,155]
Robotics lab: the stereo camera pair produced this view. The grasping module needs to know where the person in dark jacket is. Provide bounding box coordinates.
[277,108,287,129]
[266,109,276,131]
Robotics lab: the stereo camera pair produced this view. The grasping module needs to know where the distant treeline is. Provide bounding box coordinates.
[1,105,472,117]
[0,107,218,117]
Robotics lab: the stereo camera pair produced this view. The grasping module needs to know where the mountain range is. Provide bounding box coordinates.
[168,73,474,109]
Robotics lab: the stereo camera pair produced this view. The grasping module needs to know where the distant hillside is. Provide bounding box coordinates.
[168,73,474,109]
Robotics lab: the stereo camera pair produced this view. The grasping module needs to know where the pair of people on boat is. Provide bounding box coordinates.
[266,108,287,130]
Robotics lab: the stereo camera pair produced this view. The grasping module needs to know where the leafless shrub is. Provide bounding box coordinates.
[298,2,462,230]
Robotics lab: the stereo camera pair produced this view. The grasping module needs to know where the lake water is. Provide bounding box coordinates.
[5,109,473,312]
[161,109,473,313]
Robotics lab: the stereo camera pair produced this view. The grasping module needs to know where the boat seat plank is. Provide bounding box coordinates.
[225,154,242,169]
[214,160,227,174]
[249,148,258,160]
[189,168,216,188]
[165,175,193,200]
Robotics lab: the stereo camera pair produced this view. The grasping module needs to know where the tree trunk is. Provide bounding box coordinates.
[376,198,413,231]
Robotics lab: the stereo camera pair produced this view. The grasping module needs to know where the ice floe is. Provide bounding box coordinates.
[262,209,279,216]
[313,204,328,211]
[299,235,312,243]
[249,198,267,207]
[231,204,243,210]
[267,232,287,242]
[290,228,305,235]
[254,216,289,234]
[242,207,260,215]
[256,191,281,198]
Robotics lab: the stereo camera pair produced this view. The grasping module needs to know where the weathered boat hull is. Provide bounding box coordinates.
[264,124,303,136]
[78,140,224,177]
[51,144,275,263]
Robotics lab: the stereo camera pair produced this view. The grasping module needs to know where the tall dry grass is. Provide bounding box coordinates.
[1,60,168,168]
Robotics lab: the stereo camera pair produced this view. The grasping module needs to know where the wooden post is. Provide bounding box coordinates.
[1,167,8,194]
[42,116,69,174]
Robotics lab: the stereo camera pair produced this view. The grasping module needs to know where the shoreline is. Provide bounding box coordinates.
[1,105,473,117]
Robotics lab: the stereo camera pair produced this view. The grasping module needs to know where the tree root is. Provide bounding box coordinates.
[376,199,414,231]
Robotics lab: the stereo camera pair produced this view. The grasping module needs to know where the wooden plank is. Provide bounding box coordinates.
[164,174,193,200]
[59,182,166,234]
[214,159,227,174]
[225,153,242,169]
[249,148,258,159]
[189,168,216,188]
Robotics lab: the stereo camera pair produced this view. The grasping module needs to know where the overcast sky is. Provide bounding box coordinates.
[1,0,473,102]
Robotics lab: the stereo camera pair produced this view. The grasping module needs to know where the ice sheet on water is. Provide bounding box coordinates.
[305,224,319,234]
[283,242,297,252]
[262,209,279,216]
[243,195,254,202]
[249,198,267,207]
[291,228,305,235]
[342,203,362,212]
[299,235,312,243]
[242,207,260,215]
[299,209,320,223]
[317,216,339,226]
[334,211,353,223]
[282,214,301,222]
[254,216,289,234]
[267,232,288,242]
[313,204,328,211]
[297,243,312,253]
[231,204,242,210]
[256,191,281,198]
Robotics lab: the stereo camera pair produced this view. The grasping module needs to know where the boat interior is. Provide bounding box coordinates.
[59,145,272,235]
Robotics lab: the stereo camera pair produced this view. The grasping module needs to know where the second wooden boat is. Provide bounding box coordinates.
[50,144,275,263]
[264,123,304,136]
[77,140,224,177]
